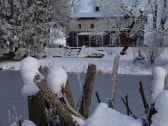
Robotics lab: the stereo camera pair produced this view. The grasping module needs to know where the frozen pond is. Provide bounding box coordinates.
[0,71,152,126]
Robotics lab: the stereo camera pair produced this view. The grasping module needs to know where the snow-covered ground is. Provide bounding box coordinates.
[1,47,168,75]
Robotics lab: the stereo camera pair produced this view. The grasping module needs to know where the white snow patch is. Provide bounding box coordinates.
[21,120,37,126]
[2,47,168,75]
[83,103,142,126]
[20,56,40,85]
[72,115,84,126]
[47,67,68,98]
[150,67,166,103]
[21,84,40,97]
[151,90,168,126]
[20,56,40,96]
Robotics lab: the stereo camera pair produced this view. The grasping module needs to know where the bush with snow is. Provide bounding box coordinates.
[47,67,68,98]
[20,56,40,96]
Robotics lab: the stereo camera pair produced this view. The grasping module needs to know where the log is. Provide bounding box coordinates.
[79,64,97,118]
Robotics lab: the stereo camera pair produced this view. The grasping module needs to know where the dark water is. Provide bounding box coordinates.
[0,71,152,126]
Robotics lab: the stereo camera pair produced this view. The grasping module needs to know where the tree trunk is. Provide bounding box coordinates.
[79,64,97,118]
[28,91,47,126]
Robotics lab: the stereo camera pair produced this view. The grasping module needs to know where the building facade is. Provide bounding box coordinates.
[67,6,144,47]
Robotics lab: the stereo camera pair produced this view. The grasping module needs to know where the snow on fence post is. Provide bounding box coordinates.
[146,67,167,125]
[150,67,166,104]
[109,54,120,108]
[79,64,97,118]
[36,79,78,126]
[46,67,75,109]
[20,57,47,126]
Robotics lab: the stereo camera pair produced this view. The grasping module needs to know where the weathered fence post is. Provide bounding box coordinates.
[109,54,120,108]
[36,79,79,126]
[28,91,47,126]
[79,64,97,118]
[61,80,75,109]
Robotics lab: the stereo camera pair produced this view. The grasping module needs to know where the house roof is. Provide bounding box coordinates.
[78,32,104,35]
[71,11,125,19]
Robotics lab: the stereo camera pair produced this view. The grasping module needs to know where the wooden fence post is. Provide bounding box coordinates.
[109,54,120,108]
[79,64,97,118]
[36,79,79,126]
[28,91,47,126]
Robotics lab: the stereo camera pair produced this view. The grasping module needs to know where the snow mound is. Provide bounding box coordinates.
[47,67,68,98]
[21,84,40,97]
[20,56,40,96]
[151,90,168,126]
[21,120,37,126]
[151,67,166,103]
[83,103,142,126]
[20,56,40,85]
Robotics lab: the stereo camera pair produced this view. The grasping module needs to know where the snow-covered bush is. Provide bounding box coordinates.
[8,106,23,126]
[143,32,166,64]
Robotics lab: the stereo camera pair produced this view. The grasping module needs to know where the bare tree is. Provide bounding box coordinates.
[143,31,167,64]
[142,0,168,64]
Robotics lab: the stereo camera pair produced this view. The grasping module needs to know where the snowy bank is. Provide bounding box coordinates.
[83,103,142,126]
[1,47,168,75]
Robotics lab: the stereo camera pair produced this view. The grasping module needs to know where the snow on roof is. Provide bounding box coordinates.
[71,11,125,19]
[78,32,104,35]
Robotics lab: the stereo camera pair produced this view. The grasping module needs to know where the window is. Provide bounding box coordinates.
[78,24,81,29]
[90,24,94,28]
[95,6,100,11]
